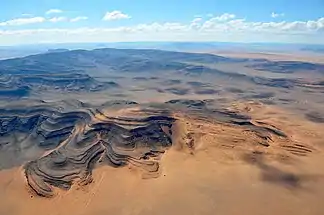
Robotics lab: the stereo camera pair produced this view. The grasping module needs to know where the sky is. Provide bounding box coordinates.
[0,0,324,45]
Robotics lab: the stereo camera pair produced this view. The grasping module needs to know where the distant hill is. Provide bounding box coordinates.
[46,48,70,53]
[0,48,247,98]
[0,48,245,75]
[0,48,323,98]
[0,48,45,60]
[301,47,324,53]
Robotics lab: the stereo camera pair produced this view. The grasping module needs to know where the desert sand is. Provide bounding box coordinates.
[0,100,324,215]
[0,48,324,215]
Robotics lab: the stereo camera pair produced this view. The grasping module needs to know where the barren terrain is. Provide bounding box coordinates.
[201,50,324,63]
[0,47,323,215]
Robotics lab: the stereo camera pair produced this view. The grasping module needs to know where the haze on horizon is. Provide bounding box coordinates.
[0,0,324,46]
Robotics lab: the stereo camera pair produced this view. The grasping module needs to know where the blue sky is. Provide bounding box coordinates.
[1,0,324,45]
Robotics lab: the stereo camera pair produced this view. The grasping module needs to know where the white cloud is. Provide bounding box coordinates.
[214,13,236,21]
[103,10,131,21]
[317,17,324,28]
[0,15,87,26]
[0,17,45,26]
[197,14,324,34]
[0,13,324,45]
[192,17,202,22]
[49,17,67,23]
[2,16,323,35]
[46,9,63,15]
[70,16,88,22]
[21,13,33,17]
[271,12,285,18]
[190,17,203,29]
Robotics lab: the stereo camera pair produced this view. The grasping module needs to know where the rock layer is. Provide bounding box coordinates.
[0,99,305,197]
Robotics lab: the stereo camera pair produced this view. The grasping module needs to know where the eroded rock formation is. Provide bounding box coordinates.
[0,99,309,197]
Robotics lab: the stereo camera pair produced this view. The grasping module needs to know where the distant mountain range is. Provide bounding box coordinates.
[0,48,323,98]
[1,42,324,60]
